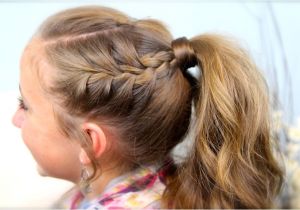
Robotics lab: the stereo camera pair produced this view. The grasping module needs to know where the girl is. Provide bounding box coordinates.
[12,5,283,209]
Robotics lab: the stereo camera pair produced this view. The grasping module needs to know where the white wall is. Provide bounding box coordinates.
[0,1,299,208]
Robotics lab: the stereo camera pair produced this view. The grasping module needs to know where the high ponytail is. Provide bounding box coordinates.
[163,34,283,208]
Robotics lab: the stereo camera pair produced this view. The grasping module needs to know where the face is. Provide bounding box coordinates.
[12,40,81,183]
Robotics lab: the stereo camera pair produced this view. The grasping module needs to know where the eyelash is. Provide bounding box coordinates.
[18,97,28,111]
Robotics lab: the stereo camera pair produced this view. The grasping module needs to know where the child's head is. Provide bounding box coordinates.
[12,6,283,208]
[13,5,193,178]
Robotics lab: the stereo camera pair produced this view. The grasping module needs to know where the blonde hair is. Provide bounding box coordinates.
[34,6,283,208]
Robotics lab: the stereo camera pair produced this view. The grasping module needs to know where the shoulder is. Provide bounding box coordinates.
[97,174,165,209]
[89,166,166,209]
[54,166,167,209]
[87,188,164,209]
[51,186,80,209]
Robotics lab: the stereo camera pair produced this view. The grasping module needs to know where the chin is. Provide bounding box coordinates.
[36,165,48,177]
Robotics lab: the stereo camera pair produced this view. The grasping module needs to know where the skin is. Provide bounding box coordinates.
[12,39,125,201]
[12,40,82,182]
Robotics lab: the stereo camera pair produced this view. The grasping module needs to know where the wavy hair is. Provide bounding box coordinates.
[33,6,283,208]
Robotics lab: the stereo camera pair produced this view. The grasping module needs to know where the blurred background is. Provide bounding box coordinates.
[0,0,299,208]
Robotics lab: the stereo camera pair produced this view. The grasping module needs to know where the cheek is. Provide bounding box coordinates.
[21,121,81,182]
[21,119,36,149]
[21,122,48,169]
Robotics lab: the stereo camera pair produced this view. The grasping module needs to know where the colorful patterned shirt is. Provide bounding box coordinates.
[54,165,167,209]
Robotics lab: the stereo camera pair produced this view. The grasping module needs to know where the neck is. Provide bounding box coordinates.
[80,166,124,201]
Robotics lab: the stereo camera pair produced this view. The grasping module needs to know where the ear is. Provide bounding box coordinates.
[79,122,107,165]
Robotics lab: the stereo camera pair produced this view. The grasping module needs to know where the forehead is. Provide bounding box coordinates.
[20,39,56,106]
[20,39,53,91]
[21,39,44,76]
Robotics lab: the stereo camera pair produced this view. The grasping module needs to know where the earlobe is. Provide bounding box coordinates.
[79,149,91,164]
[80,122,107,163]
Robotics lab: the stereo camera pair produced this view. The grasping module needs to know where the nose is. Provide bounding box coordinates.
[12,108,25,128]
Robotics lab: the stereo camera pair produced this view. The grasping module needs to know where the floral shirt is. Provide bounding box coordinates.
[54,165,167,209]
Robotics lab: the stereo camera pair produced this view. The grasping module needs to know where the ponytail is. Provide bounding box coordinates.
[163,34,283,208]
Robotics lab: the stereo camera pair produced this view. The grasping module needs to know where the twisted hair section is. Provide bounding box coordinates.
[35,6,283,208]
